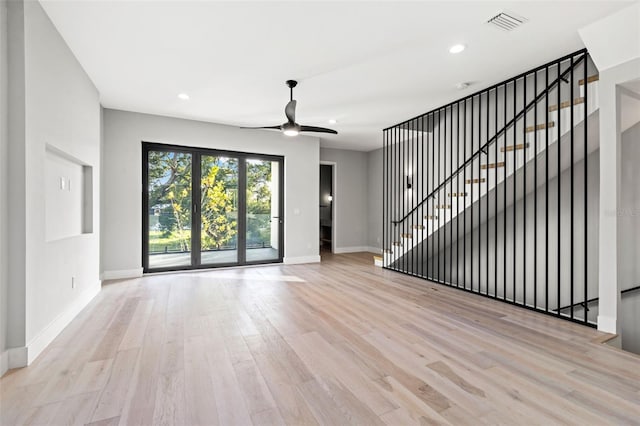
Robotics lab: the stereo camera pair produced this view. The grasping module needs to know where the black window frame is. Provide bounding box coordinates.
[142,141,285,273]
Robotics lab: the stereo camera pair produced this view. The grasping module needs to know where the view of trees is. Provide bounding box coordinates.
[148,151,273,254]
[200,156,238,251]
[246,159,273,247]
[148,151,192,253]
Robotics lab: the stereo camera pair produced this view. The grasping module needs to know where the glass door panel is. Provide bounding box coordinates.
[246,158,282,263]
[147,150,192,269]
[200,155,239,265]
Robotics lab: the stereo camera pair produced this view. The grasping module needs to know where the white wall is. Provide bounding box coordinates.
[620,120,640,353]
[319,148,370,252]
[367,148,383,251]
[0,0,9,375]
[5,0,101,369]
[102,109,320,275]
[619,113,640,291]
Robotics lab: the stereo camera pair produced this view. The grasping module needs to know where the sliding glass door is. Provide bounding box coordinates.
[143,143,283,272]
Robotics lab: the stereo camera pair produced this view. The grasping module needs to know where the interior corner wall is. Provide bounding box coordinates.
[367,147,383,251]
[319,148,370,252]
[6,0,26,358]
[0,0,9,373]
[101,109,320,274]
[5,0,101,368]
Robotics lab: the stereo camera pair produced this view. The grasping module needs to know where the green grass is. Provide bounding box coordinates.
[149,230,191,253]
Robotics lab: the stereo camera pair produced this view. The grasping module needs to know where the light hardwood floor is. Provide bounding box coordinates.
[1,252,639,425]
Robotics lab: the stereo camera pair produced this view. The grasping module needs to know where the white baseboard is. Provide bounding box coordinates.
[8,347,27,370]
[597,315,617,334]
[334,246,380,254]
[284,255,321,265]
[101,267,143,281]
[0,349,7,377]
[17,283,101,367]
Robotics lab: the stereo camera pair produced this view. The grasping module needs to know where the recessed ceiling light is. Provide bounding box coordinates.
[177,93,190,100]
[449,44,466,54]
[328,119,337,124]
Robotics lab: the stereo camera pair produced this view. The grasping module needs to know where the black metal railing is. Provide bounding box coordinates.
[382,49,599,326]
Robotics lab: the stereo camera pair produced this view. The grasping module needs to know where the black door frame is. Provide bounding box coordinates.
[142,141,285,273]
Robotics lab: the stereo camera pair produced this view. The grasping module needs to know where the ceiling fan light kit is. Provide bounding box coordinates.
[242,80,338,137]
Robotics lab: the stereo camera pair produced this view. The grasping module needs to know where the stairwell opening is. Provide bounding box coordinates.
[382,49,600,327]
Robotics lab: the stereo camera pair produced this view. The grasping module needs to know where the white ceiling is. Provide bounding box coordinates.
[40,0,632,151]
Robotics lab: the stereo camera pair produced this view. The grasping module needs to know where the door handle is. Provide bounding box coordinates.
[272,216,283,224]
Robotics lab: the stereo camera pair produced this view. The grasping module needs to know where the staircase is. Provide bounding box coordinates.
[382,75,599,268]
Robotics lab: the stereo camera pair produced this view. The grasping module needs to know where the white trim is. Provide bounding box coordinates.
[101,267,143,281]
[597,315,617,334]
[0,350,8,376]
[284,255,321,265]
[24,283,100,365]
[334,246,380,254]
[7,347,28,370]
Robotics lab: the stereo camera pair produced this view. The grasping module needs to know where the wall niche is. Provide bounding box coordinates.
[45,145,93,242]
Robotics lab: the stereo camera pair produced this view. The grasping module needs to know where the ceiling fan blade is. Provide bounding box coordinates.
[300,125,338,135]
[285,100,297,123]
[240,125,282,130]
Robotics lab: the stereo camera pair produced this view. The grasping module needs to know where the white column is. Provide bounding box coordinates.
[597,73,622,335]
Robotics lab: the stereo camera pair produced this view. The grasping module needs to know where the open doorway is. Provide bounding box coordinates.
[319,163,335,254]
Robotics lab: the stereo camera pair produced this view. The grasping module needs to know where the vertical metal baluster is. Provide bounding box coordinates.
[504,83,508,301]
[513,77,517,304]
[464,99,467,290]
[443,110,447,283]
[457,103,461,288]
[383,130,386,268]
[557,59,562,316]
[421,116,424,278]
[524,73,528,308]
[570,55,575,320]
[479,93,483,295]
[395,126,399,270]
[450,106,453,286]
[494,88,499,298]
[486,91,490,296]
[413,118,417,276]
[439,110,443,283]
[534,69,538,310]
[583,54,588,323]
[431,113,435,279]
[546,65,550,311]
[471,96,474,292]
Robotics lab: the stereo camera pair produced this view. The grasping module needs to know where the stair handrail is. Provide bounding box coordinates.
[391,49,588,225]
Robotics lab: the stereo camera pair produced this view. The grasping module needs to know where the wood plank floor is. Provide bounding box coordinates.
[1,252,639,425]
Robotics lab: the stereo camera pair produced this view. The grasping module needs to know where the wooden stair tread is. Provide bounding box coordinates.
[448,192,468,197]
[412,224,425,229]
[548,97,585,112]
[525,122,555,133]
[373,255,382,261]
[401,233,413,238]
[466,178,486,184]
[481,162,505,169]
[392,241,403,246]
[501,143,530,153]
[383,249,392,254]
[436,204,451,209]
[425,215,439,220]
[579,75,599,85]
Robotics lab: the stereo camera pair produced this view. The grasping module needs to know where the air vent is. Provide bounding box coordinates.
[487,11,527,31]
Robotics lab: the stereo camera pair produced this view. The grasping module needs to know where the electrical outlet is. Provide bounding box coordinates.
[71,277,75,289]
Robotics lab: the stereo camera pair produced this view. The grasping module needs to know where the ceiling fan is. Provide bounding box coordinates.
[242,80,337,136]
